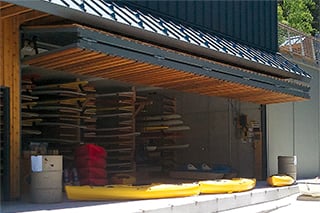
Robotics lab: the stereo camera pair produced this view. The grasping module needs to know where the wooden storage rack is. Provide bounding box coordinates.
[136,94,190,172]
[21,78,95,157]
[85,88,138,175]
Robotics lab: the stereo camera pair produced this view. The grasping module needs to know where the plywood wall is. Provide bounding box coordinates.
[1,1,51,199]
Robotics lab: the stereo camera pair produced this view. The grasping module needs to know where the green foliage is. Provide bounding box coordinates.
[278,0,316,34]
[310,0,320,33]
[277,5,286,24]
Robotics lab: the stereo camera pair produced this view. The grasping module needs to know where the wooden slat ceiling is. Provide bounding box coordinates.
[23,47,306,104]
[0,2,50,22]
[1,2,29,18]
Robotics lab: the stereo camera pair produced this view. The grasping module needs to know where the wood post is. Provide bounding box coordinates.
[1,16,21,200]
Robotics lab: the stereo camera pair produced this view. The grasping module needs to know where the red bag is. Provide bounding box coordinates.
[79,178,108,186]
[77,167,107,179]
[75,156,106,169]
[75,144,107,159]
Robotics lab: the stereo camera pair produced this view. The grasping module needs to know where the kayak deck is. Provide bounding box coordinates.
[199,178,256,194]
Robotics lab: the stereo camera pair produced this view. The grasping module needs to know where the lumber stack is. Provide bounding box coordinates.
[136,94,190,171]
[85,88,138,175]
[21,78,95,157]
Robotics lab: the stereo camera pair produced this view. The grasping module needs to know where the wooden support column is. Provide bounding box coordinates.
[0,16,21,200]
[1,1,50,199]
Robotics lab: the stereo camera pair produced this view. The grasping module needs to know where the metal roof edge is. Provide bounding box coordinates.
[5,0,311,83]
[74,26,310,93]
[74,38,309,99]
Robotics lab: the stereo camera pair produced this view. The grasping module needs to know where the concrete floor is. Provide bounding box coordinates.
[224,193,320,213]
[1,181,300,213]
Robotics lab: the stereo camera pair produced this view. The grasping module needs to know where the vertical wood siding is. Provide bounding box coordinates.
[125,0,278,52]
[0,17,21,200]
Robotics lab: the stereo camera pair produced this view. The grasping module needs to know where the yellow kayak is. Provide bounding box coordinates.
[199,178,256,194]
[65,183,200,200]
[267,175,295,187]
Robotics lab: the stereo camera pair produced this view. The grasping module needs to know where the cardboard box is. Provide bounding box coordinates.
[31,155,62,172]
[31,188,62,203]
[31,171,62,189]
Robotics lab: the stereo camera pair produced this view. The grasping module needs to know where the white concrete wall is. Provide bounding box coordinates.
[172,92,261,177]
[266,63,320,179]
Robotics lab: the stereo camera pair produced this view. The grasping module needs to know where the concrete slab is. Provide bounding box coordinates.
[224,192,320,213]
[1,182,299,213]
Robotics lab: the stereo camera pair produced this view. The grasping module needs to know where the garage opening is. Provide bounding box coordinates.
[18,23,275,193]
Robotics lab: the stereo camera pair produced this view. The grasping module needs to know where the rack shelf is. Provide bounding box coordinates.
[21,77,95,157]
[136,94,190,172]
[88,88,138,175]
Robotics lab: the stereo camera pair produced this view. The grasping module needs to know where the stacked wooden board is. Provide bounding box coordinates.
[21,79,41,137]
[136,94,190,172]
[21,78,95,157]
[20,80,142,180]
[20,77,190,182]
[85,88,138,175]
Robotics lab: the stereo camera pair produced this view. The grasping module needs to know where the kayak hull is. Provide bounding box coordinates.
[66,178,257,200]
[199,178,256,194]
[65,183,200,200]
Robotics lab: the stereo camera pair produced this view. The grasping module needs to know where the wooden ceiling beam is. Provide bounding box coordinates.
[30,49,85,67]
[153,75,204,87]
[24,48,80,65]
[0,5,32,19]
[74,60,138,75]
[0,2,13,10]
[18,10,50,23]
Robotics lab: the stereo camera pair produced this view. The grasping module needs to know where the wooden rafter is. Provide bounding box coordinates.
[0,4,32,19]
[0,2,12,9]
[18,10,50,23]
[0,1,62,200]
[0,1,52,23]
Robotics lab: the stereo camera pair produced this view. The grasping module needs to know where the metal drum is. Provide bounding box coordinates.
[278,156,297,180]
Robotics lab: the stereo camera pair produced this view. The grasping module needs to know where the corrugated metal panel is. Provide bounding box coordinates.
[125,0,278,53]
